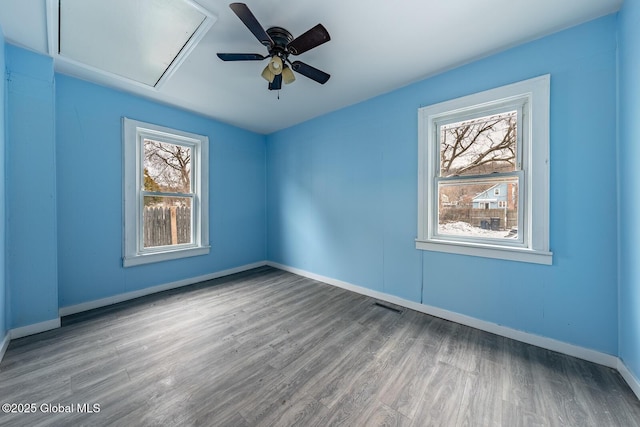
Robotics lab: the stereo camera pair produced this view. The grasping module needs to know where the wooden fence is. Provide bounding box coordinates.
[144,206,191,247]
[440,207,517,230]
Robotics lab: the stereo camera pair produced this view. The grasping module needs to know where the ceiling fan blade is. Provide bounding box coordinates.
[229,3,273,48]
[287,24,330,55]
[217,53,267,61]
[291,61,330,84]
[268,74,283,90]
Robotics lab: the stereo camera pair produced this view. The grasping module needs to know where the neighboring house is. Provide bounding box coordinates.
[472,183,514,209]
[440,193,459,208]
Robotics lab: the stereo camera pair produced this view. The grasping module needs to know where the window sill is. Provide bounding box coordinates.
[123,245,210,267]
[415,239,552,265]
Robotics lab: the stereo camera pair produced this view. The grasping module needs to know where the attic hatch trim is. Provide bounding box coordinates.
[46,0,216,91]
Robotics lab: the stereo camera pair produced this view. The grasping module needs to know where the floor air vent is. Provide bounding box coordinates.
[374,302,402,314]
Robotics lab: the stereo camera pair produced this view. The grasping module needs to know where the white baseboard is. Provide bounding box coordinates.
[0,331,10,363]
[618,359,640,400]
[60,261,267,317]
[10,318,61,340]
[266,261,619,369]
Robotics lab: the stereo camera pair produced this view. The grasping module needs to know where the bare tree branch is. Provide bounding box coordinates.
[440,113,516,177]
[144,140,191,193]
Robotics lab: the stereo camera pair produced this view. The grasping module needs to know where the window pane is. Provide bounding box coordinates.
[440,110,517,177]
[143,196,192,248]
[143,139,192,193]
[438,178,519,240]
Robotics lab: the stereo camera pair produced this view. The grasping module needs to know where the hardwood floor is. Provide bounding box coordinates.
[0,266,638,426]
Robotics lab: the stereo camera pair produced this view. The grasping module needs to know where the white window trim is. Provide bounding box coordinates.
[417,75,552,265]
[123,118,210,267]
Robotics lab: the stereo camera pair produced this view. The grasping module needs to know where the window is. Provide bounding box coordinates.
[123,118,209,267]
[417,75,551,265]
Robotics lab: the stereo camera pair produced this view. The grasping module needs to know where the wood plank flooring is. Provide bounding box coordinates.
[0,266,638,426]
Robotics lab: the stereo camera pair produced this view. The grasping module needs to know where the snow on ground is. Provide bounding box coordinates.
[438,221,515,239]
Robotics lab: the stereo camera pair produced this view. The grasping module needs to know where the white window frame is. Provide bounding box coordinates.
[417,75,552,265]
[123,118,209,267]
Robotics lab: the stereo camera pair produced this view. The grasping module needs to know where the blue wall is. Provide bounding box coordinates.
[267,16,619,355]
[5,45,58,329]
[618,0,640,382]
[56,75,266,308]
[0,25,6,338]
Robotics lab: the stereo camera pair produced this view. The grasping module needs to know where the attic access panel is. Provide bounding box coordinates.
[57,0,214,88]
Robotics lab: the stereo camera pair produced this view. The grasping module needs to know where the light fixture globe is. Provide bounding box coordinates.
[261,65,275,83]
[268,55,283,75]
[282,65,295,84]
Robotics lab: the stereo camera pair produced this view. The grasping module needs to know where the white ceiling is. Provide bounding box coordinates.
[0,0,623,134]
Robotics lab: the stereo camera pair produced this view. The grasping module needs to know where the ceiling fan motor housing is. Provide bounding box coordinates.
[267,27,293,60]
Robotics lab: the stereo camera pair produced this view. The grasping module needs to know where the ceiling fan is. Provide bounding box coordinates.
[217,3,331,90]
